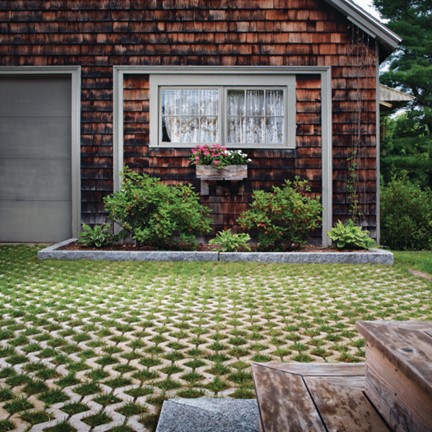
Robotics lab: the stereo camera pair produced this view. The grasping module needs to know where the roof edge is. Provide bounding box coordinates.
[323,0,401,57]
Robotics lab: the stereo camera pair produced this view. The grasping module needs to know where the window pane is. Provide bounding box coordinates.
[162,89,180,116]
[200,117,219,143]
[227,90,245,116]
[246,90,264,116]
[246,117,265,144]
[161,88,220,144]
[181,90,200,115]
[226,88,285,146]
[265,90,284,116]
[266,117,284,144]
[227,117,245,144]
[162,116,181,143]
[200,89,219,116]
[180,117,199,143]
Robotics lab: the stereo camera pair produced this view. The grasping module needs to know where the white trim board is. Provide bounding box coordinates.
[323,0,401,56]
[0,66,82,238]
[113,66,333,246]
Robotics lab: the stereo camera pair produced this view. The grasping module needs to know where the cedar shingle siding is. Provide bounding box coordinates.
[0,0,380,238]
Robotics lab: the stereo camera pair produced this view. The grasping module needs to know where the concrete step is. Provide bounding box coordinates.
[156,398,259,432]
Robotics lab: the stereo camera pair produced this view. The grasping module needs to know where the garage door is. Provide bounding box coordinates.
[0,75,72,242]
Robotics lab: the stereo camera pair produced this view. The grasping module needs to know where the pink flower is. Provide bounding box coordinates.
[191,144,249,167]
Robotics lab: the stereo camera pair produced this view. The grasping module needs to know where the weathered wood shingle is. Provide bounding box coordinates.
[0,0,378,235]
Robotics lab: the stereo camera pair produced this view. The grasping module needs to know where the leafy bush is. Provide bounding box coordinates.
[381,174,432,250]
[78,224,117,248]
[328,220,375,250]
[238,178,322,251]
[103,170,212,249]
[209,230,251,252]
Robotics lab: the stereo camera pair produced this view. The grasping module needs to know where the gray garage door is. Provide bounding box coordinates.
[0,75,72,242]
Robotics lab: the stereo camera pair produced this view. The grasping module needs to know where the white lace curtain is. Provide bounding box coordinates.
[161,88,284,145]
[162,89,219,144]
[227,89,284,145]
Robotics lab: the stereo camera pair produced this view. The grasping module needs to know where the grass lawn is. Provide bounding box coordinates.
[393,250,432,275]
[0,246,430,431]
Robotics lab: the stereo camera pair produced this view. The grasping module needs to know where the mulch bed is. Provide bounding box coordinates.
[61,242,365,253]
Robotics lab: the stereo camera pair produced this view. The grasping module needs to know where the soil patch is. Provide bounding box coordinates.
[61,241,365,253]
[408,269,432,282]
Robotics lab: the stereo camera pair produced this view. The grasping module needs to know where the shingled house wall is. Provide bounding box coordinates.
[0,0,379,239]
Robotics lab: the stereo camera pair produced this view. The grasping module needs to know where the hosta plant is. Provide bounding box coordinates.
[209,230,251,252]
[328,219,375,250]
[78,224,117,248]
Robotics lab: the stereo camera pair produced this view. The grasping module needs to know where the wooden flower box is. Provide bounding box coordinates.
[196,164,248,181]
[196,165,247,195]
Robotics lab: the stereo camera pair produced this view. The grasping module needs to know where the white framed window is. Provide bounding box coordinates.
[150,74,296,149]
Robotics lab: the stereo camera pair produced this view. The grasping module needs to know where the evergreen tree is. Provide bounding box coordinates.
[381,111,432,186]
[374,0,432,186]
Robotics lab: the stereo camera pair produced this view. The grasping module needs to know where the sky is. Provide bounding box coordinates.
[352,0,381,19]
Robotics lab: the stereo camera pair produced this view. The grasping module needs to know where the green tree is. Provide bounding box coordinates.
[381,173,432,250]
[374,0,432,186]
[381,111,432,186]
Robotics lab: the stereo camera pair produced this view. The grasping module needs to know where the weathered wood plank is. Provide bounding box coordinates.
[196,165,248,181]
[357,320,432,432]
[252,363,326,432]
[305,375,391,432]
[253,362,393,432]
[356,321,432,397]
[364,343,432,432]
[257,362,365,377]
[359,320,432,331]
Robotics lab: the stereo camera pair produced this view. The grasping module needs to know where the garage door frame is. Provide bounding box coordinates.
[0,66,81,239]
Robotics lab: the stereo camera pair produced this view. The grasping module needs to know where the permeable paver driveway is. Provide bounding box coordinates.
[0,246,430,431]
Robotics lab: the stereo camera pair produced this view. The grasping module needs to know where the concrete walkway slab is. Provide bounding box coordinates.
[156,398,259,432]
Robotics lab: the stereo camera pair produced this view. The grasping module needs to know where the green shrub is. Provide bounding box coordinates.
[238,178,322,251]
[381,174,432,250]
[328,220,375,250]
[78,224,117,248]
[209,230,251,252]
[103,169,212,249]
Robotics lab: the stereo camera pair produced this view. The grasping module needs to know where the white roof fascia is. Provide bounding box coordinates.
[324,0,402,53]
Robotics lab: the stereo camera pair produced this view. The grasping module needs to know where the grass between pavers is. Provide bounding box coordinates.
[0,245,430,432]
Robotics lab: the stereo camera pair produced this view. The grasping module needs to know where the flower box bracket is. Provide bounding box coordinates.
[196,165,247,195]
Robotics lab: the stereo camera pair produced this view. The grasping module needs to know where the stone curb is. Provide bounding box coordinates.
[38,239,394,265]
[37,239,219,262]
[219,249,394,265]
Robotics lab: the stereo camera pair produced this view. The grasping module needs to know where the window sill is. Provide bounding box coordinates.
[150,144,295,150]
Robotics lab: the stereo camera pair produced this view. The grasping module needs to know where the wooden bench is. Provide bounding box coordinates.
[252,321,432,432]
